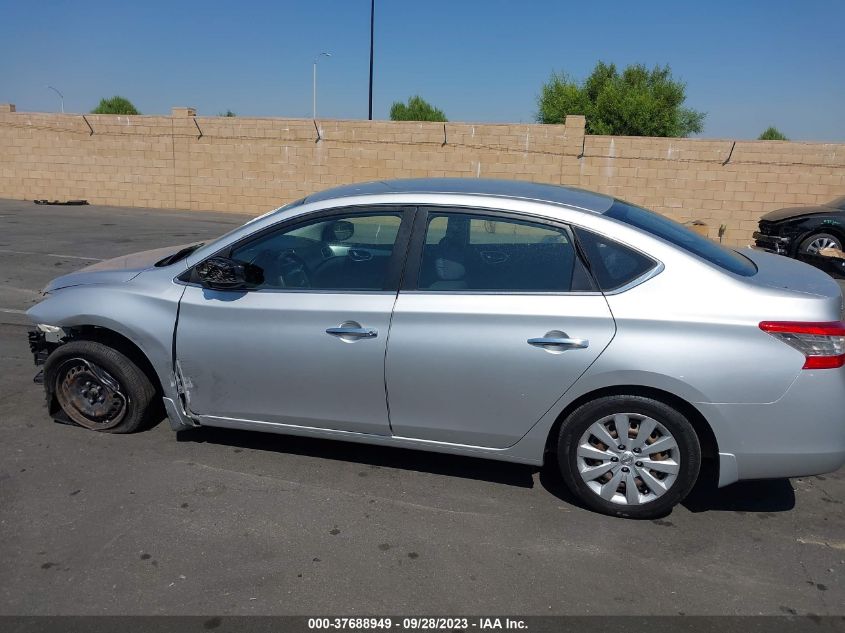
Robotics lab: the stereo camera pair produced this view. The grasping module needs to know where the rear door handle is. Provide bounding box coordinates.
[326,327,378,339]
[527,337,589,349]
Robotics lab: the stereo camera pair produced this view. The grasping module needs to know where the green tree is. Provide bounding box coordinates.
[758,126,788,141]
[537,61,705,137]
[389,95,447,122]
[91,96,140,115]
[219,110,237,117]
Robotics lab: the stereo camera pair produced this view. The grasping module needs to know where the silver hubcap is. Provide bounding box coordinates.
[805,236,839,255]
[576,413,680,506]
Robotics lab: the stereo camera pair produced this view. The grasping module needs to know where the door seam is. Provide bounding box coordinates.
[383,207,418,434]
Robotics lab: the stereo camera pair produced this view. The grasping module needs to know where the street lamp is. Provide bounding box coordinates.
[312,52,331,119]
[47,85,64,113]
[368,0,374,120]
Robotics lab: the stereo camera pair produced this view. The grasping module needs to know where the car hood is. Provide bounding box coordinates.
[43,243,198,293]
[760,205,837,222]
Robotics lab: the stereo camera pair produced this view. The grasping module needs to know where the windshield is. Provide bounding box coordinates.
[193,197,308,255]
[605,200,757,277]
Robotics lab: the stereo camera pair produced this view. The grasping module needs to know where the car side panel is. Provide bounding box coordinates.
[386,293,616,448]
[696,368,845,481]
[176,288,396,435]
[25,266,185,402]
[600,265,820,404]
[494,253,839,468]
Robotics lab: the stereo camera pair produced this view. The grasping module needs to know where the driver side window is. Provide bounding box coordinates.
[230,212,403,291]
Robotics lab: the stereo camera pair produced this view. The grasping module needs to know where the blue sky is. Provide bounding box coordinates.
[1,0,843,141]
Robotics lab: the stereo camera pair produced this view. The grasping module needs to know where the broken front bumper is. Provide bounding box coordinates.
[751,237,845,279]
[28,330,49,384]
[27,326,63,384]
[752,231,790,255]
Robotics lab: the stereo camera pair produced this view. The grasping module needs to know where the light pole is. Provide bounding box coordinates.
[368,0,374,120]
[312,52,331,119]
[47,85,64,113]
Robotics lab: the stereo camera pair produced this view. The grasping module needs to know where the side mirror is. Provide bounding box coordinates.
[326,220,355,242]
[195,256,263,290]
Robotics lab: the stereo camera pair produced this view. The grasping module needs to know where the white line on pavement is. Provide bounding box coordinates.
[0,249,103,262]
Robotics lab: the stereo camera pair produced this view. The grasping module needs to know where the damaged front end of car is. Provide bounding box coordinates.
[27,323,78,423]
[28,324,66,385]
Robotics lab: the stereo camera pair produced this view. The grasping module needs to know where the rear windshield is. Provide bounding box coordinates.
[605,200,757,277]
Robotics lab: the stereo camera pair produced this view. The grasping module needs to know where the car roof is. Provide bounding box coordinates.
[302,178,615,213]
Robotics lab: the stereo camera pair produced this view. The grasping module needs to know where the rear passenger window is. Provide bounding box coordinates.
[604,199,756,277]
[574,227,656,291]
[418,212,594,292]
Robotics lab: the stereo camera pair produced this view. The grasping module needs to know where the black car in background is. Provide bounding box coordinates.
[754,196,845,278]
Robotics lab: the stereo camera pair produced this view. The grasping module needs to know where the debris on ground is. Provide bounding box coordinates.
[33,199,88,205]
[819,246,845,260]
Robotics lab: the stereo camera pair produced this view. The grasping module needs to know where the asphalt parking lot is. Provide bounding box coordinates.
[0,198,843,616]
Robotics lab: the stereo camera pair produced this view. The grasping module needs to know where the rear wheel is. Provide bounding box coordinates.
[557,395,701,519]
[44,340,155,433]
[798,232,842,256]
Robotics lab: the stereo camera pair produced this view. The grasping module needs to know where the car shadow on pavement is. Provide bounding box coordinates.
[177,426,537,489]
[681,463,796,513]
[175,428,796,515]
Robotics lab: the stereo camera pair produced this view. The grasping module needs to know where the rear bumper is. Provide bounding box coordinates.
[698,369,845,486]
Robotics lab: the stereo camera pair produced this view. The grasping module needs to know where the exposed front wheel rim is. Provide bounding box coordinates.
[576,413,680,506]
[803,236,841,255]
[55,358,128,430]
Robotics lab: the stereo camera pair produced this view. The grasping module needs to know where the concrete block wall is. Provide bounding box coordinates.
[0,105,842,246]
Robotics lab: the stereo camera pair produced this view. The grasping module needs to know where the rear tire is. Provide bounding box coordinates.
[557,395,701,519]
[43,340,155,433]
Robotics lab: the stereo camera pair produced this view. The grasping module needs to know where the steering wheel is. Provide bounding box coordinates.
[276,250,311,288]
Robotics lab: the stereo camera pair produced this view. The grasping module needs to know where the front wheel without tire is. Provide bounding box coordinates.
[557,395,701,519]
[43,340,155,433]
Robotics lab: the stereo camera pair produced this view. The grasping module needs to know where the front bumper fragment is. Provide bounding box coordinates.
[28,330,51,366]
[28,328,63,384]
[752,231,790,255]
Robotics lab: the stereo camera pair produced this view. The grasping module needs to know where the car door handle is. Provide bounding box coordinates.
[348,248,373,262]
[527,337,589,349]
[326,327,378,339]
[480,250,509,264]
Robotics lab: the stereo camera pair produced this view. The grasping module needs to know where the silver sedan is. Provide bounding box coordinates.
[26,179,845,518]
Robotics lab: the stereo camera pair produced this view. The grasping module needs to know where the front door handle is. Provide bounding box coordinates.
[527,337,589,349]
[326,326,378,339]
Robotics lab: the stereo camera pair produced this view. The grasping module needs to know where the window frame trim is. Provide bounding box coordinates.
[604,198,756,278]
[176,204,418,294]
[572,225,663,294]
[401,205,603,296]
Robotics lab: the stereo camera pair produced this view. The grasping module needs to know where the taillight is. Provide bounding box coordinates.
[759,321,845,369]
